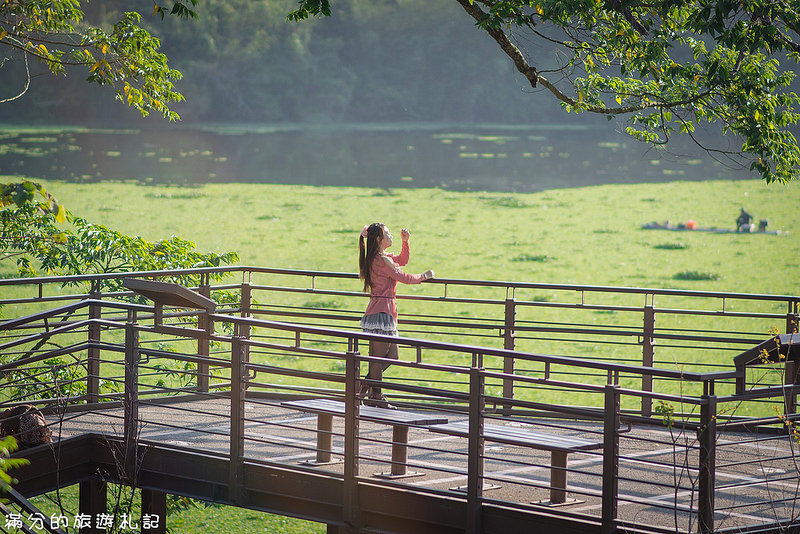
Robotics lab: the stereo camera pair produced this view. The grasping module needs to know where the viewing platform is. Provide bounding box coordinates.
[1,267,798,534]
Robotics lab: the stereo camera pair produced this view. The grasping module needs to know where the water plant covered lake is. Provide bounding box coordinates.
[0,123,751,191]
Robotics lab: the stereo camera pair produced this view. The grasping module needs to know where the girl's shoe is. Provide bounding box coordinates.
[357,383,372,402]
[365,392,396,410]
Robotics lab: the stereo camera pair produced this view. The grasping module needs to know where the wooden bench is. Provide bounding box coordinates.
[427,420,603,505]
[281,398,447,479]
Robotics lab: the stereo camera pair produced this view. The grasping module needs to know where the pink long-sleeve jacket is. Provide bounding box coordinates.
[364,241,426,320]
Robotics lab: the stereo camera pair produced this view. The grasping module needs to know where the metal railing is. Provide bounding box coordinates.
[2,266,798,416]
[2,280,800,533]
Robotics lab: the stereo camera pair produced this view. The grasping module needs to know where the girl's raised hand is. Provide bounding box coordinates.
[401,228,410,242]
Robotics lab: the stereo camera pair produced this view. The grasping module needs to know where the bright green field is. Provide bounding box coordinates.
[27,485,323,534]
[8,178,800,533]
[14,178,800,296]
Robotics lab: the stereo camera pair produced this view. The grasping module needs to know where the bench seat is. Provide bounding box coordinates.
[282,398,447,426]
[428,420,602,505]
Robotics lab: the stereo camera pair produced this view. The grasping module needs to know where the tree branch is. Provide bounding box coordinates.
[455,0,664,115]
[0,48,30,104]
[455,0,540,87]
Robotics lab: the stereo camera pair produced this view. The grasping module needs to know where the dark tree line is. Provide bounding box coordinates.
[0,0,564,125]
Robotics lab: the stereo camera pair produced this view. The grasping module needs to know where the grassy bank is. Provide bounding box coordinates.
[15,178,798,295]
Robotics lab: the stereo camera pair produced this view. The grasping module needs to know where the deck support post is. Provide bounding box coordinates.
[78,479,107,534]
[698,394,717,534]
[141,489,167,534]
[601,385,620,534]
[123,317,139,482]
[343,350,361,533]
[229,335,246,505]
[467,364,485,534]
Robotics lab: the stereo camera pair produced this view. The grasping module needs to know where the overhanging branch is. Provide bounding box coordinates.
[0,47,30,104]
[454,0,669,115]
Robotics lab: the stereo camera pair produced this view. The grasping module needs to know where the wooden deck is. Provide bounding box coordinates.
[17,396,794,534]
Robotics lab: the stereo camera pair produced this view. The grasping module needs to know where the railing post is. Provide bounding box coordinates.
[698,394,717,534]
[343,350,361,533]
[788,300,799,334]
[784,302,799,413]
[641,304,656,417]
[87,291,101,404]
[240,281,252,366]
[197,278,212,393]
[123,316,139,482]
[502,298,516,415]
[601,385,620,534]
[784,360,798,415]
[229,335,246,505]
[467,365,485,534]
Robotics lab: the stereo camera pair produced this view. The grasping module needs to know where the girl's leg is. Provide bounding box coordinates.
[367,340,398,396]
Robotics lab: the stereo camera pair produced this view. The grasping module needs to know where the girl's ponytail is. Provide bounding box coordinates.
[358,223,384,292]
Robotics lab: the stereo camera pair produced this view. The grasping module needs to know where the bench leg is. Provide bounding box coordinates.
[298,413,343,466]
[531,451,584,506]
[550,450,568,505]
[373,425,424,479]
[391,425,409,476]
[316,413,334,463]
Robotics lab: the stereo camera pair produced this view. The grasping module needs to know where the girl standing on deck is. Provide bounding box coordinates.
[358,223,434,408]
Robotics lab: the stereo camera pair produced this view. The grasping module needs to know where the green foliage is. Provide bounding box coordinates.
[0,0,193,119]
[2,209,238,282]
[1,181,69,276]
[0,436,29,497]
[1,182,238,293]
[654,400,675,428]
[1,180,65,221]
[289,0,800,183]
[4,356,102,400]
[43,215,238,285]
[287,0,331,20]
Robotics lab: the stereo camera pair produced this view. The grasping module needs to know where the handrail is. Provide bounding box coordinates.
[0,299,151,331]
[215,313,743,384]
[1,265,798,303]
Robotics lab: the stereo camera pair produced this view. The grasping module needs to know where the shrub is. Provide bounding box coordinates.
[673,270,721,281]
[512,254,551,262]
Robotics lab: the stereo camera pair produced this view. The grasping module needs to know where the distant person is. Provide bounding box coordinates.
[736,208,753,232]
[358,223,434,408]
